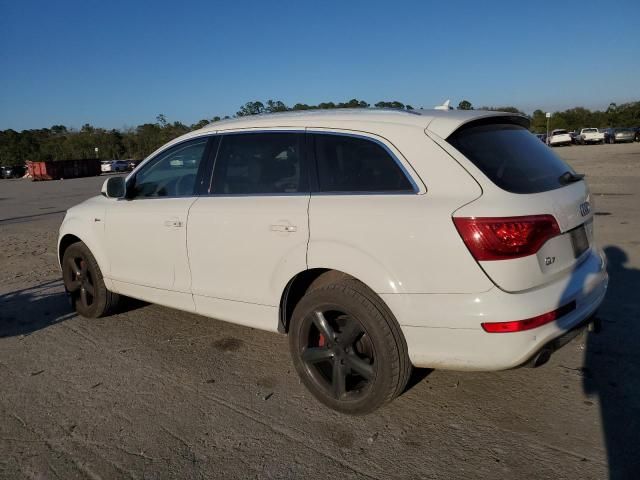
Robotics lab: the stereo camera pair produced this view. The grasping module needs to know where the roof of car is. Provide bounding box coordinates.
[189,108,529,140]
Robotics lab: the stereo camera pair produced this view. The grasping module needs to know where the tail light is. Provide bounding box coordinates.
[481,301,576,333]
[453,215,560,261]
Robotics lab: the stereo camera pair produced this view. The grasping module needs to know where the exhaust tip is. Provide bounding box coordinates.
[527,348,552,368]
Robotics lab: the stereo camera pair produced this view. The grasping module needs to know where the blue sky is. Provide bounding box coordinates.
[1,0,638,131]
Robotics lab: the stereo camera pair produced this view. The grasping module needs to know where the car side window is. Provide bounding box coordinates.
[210,133,307,194]
[131,138,208,198]
[313,134,414,193]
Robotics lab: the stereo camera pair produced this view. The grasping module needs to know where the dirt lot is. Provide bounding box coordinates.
[1,143,639,480]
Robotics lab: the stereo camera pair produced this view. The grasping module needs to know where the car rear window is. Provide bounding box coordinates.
[447,122,574,194]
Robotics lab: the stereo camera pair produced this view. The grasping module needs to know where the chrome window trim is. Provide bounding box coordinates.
[200,193,310,198]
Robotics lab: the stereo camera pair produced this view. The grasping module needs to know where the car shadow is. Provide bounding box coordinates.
[583,246,640,479]
[0,280,75,337]
[0,280,148,338]
[404,367,433,393]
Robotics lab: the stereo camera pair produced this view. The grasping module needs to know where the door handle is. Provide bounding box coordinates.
[164,219,183,228]
[270,224,297,233]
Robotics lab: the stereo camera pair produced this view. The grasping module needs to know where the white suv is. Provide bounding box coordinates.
[58,109,608,414]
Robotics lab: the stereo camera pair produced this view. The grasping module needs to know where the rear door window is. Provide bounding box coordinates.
[447,122,574,194]
[313,134,414,193]
[211,132,307,194]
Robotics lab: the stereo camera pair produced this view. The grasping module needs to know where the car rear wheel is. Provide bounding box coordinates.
[62,242,119,318]
[289,279,411,414]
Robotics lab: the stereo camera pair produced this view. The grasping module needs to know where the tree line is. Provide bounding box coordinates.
[1,99,638,166]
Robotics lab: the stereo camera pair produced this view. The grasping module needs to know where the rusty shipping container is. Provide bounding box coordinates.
[27,159,101,181]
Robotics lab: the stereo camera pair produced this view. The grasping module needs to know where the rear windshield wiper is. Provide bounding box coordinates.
[559,171,585,185]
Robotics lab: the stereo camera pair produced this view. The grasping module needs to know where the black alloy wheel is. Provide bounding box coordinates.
[64,254,96,311]
[299,309,376,402]
[289,278,411,414]
[62,242,118,318]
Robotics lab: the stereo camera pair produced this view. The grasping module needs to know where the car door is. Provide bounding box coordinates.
[187,131,310,330]
[104,135,212,311]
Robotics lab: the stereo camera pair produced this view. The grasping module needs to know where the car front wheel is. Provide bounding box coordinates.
[289,279,411,414]
[62,242,119,318]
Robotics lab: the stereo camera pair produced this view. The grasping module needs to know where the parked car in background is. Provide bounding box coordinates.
[632,127,640,142]
[579,128,605,145]
[58,108,607,414]
[0,165,26,178]
[548,129,572,146]
[101,160,129,173]
[603,128,614,143]
[569,131,581,145]
[605,128,635,144]
[535,133,547,143]
[127,160,142,171]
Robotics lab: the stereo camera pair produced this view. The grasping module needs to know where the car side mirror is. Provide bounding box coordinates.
[102,176,126,198]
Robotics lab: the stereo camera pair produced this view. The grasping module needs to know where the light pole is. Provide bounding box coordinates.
[94,147,99,159]
[545,112,551,145]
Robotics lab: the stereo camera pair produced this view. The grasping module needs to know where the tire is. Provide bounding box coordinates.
[62,242,119,318]
[289,278,411,414]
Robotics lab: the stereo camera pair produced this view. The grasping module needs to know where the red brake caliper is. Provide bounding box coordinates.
[318,334,326,347]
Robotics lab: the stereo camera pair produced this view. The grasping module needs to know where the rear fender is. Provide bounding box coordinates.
[307,240,403,294]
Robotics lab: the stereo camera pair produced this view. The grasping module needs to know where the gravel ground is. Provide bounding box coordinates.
[1,144,639,479]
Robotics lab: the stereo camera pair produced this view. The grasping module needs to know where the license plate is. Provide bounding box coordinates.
[570,225,589,258]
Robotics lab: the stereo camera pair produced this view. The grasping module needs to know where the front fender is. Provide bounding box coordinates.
[58,205,114,291]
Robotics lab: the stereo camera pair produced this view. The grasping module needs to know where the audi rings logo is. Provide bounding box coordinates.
[579,201,591,217]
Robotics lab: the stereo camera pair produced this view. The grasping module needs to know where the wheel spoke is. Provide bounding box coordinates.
[339,320,363,346]
[67,258,81,277]
[312,311,335,340]
[84,281,95,296]
[80,287,88,307]
[332,359,347,399]
[302,347,333,364]
[346,354,374,380]
[80,260,88,276]
[66,279,81,292]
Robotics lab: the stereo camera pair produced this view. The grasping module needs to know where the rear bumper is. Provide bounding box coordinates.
[521,312,600,368]
[383,247,608,370]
